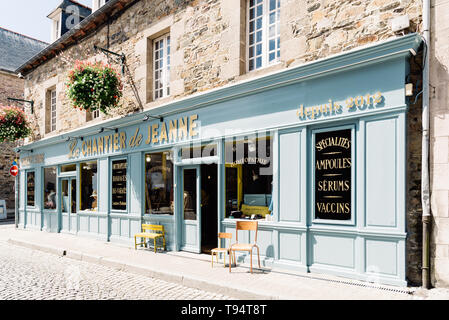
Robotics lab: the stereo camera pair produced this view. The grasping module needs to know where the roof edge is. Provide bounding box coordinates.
[16,0,131,75]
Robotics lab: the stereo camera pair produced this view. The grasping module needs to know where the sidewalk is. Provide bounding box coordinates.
[1,223,447,300]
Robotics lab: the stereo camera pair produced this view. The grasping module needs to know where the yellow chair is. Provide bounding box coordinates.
[134,224,166,253]
[229,221,260,273]
[211,233,234,268]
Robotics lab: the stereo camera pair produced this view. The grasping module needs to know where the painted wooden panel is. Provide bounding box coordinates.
[252,229,273,258]
[279,131,301,222]
[365,239,398,276]
[311,234,355,269]
[129,153,142,215]
[89,216,99,233]
[120,218,130,237]
[98,158,109,213]
[61,214,69,231]
[130,219,141,237]
[365,118,397,228]
[49,213,58,232]
[279,231,301,262]
[79,215,89,232]
[99,216,108,235]
[111,217,120,236]
[182,223,197,247]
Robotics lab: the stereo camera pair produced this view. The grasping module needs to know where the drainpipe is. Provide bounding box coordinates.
[421,0,431,289]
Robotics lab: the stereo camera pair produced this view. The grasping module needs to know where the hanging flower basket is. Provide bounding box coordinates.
[0,105,32,142]
[66,60,123,114]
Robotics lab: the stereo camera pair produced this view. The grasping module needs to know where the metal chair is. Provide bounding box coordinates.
[229,221,260,273]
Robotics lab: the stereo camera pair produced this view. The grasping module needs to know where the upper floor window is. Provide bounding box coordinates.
[86,109,100,122]
[54,19,60,41]
[50,89,57,132]
[93,0,109,12]
[153,34,171,100]
[247,0,280,71]
[46,88,57,134]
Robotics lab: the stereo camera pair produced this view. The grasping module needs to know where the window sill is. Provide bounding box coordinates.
[223,217,275,223]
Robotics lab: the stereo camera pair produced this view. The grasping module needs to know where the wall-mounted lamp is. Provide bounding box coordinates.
[100,127,119,133]
[143,114,164,123]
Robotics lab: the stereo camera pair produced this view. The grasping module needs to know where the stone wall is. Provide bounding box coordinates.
[430,0,449,288]
[0,70,24,212]
[23,0,423,141]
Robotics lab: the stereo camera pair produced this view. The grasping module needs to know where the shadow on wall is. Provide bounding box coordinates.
[406,49,424,287]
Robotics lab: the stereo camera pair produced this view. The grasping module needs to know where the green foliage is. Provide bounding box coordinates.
[66,60,123,114]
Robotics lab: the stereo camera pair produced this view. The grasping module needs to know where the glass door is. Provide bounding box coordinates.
[60,177,77,233]
[180,166,201,253]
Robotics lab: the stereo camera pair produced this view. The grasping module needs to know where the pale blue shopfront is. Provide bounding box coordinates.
[17,34,422,286]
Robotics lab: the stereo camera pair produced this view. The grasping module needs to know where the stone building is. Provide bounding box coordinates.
[0,27,47,214]
[13,0,448,288]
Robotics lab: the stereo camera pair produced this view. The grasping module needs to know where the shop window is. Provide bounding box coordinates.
[225,136,273,219]
[111,159,127,211]
[26,171,35,207]
[43,167,57,210]
[247,0,280,71]
[61,164,76,173]
[145,152,174,215]
[80,161,98,211]
[314,128,352,221]
[153,34,171,100]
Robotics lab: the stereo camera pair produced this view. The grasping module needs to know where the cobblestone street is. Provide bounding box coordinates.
[0,238,233,300]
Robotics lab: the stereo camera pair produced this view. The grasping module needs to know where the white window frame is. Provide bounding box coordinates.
[153,34,171,101]
[247,0,281,72]
[50,89,57,132]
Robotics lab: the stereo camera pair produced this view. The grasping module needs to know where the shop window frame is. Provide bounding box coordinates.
[25,170,36,209]
[79,160,99,213]
[223,132,274,220]
[42,166,58,212]
[143,150,175,217]
[310,123,357,227]
[110,156,129,214]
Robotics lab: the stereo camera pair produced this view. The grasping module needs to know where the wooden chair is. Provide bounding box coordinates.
[134,224,166,253]
[229,221,260,273]
[211,233,234,268]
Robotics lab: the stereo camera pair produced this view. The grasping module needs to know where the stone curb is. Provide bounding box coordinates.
[7,238,277,300]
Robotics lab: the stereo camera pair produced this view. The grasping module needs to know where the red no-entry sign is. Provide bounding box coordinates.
[10,165,19,177]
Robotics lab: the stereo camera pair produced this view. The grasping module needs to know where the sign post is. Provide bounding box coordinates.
[12,160,19,228]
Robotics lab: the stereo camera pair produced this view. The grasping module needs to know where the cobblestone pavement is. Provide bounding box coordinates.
[0,240,234,300]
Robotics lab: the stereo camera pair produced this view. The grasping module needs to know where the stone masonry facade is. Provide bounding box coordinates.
[21,0,428,285]
[430,0,449,288]
[0,70,23,212]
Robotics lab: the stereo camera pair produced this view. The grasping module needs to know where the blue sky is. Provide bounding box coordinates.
[0,0,92,43]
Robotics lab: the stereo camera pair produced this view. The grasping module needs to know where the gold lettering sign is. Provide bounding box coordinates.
[297,92,383,121]
[20,154,45,167]
[68,114,199,159]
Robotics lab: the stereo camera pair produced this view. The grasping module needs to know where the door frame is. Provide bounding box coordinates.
[178,165,201,253]
[58,176,77,234]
